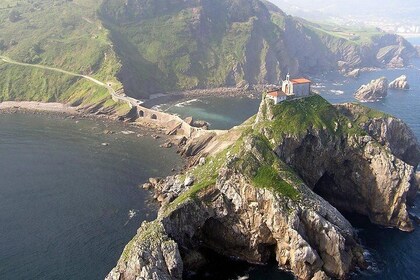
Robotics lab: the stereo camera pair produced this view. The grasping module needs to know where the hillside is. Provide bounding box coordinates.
[267,0,420,23]
[99,0,417,98]
[0,0,129,115]
[0,0,416,101]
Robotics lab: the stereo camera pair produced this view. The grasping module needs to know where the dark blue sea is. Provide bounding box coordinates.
[160,59,420,279]
[0,115,181,280]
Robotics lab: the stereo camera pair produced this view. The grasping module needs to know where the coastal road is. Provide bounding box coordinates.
[0,55,139,108]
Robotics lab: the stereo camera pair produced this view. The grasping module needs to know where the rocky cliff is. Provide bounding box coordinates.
[256,95,419,231]
[108,132,364,280]
[99,0,417,98]
[354,77,388,102]
[106,95,420,280]
[389,75,410,90]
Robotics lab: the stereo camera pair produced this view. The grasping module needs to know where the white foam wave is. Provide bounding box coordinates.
[330,90,344,95]
[174,98,200,108]
[124,209,139,227]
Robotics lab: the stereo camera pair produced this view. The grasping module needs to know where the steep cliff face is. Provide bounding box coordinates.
[316,32,417,72]
[106,221,183,280]
[99,0,417,98]
[256,96,420,231]
[107,96,419,280]
[107,132,364,280]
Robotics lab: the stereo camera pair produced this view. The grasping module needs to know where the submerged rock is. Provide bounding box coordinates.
[389,75,410,90]
[354,77,388,102]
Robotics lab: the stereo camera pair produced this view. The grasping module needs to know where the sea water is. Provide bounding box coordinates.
[0,114,181,279]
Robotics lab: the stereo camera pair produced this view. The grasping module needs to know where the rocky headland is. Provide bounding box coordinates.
[354,77,388,102]
[106,95,420,280]
[389,75,410,90]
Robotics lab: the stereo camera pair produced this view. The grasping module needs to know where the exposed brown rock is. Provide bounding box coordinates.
[389,75,410,90]
[354,77,388,102]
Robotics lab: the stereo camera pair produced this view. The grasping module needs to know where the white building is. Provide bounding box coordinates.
[266,89,288,104]
[266,74,312,105]
[281,74,311,97]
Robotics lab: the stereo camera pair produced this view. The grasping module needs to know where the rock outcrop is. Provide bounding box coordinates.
[257,96,420,231]
[107,95,420,280]
[389,75,410,90]
[354,77,388,102]
[106,221,183,280]
[108,132,365,280]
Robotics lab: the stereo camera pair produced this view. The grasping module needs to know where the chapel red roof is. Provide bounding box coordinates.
[291,78,311,84]
[267,90,287,97]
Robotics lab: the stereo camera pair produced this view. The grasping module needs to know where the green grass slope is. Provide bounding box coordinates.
[100,0,267,97]
[0,0,415,103]
[0,0,128,113]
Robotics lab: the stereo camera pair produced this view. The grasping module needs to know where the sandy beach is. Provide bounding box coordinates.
[0,101,79,114]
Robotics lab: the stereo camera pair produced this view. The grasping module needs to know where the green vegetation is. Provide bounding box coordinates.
[0,0,123,110]
[165,146,231,213]
[234,132,300,200]
[342,103,389,125]
[253,165,299,201]
[258,95,367,143]
[0,0,399,105]
[304,20,384,45]
[100,0,259,96]
[270,95,338,135]
[165,126,301,216]
[121,221,167,262]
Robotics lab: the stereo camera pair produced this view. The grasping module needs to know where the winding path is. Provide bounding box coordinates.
[0,55,138,108]
[0,55,219,137]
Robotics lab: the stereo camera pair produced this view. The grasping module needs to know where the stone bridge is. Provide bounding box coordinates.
[133,105,223,138]
[133,104,227,138]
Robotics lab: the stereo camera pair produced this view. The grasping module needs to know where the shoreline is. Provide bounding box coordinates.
[0,101,80,114]
[143,87,260,108]
[0,100,171,136]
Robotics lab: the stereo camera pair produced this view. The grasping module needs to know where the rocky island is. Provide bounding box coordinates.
[354,77,389,102]
[389,75,410,90]
[106,95,420,280]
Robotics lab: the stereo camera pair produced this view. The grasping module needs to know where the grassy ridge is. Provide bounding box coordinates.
[303,21,383,45]
[0,0,395,104]
[0,0,124,110]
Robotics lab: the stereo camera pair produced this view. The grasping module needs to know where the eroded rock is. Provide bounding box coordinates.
[107,96,419,280]
[389,75,410,90]
[354,77,388,102]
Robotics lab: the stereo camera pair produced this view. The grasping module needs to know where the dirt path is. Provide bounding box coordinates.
[0,55,137,108]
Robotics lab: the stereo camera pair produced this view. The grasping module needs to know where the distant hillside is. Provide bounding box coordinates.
[267,0,420,22]
[0,0,417,101]
[100,0,417,98]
